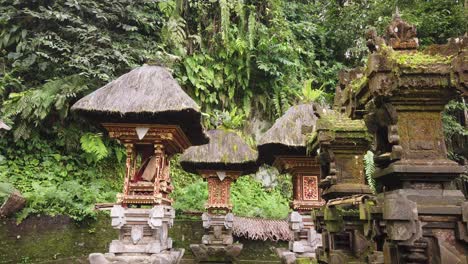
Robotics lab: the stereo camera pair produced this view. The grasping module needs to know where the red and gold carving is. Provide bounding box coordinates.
[107,123,190,206]
[206,177,233,211]
[103,123,191,155]
[273,156,324,211]
[303,176,319,201]
[199,170,240,213]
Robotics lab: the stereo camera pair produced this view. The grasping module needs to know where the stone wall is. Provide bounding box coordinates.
[0,214,285,263]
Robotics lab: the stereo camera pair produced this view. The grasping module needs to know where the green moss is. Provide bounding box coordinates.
[390,51,451,68]
[296,257,317,264]
[349,76,368,93]
[0,216,287,263]
[377,44,451,69]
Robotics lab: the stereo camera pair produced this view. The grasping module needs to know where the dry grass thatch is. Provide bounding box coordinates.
[257,104,318,164]
[180,129,258,174]
[233,216,292,241]
[71,65,208,145]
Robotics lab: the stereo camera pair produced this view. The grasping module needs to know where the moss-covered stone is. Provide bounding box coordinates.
[389,50,452,68]
[0,214,286,263]
[296,257,317,264]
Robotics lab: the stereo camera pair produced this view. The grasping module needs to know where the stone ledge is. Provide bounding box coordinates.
[89,249,184,264]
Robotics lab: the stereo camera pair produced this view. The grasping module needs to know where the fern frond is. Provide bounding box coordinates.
[80,133,109,163]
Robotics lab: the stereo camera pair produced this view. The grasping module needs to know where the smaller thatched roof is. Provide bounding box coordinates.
[257,104,319,164]
[180,129,258,174]
[233,216,292,241]
[71,65,208,145]
[0,120,11,131]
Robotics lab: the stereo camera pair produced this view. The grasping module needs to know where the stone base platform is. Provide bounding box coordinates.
[276,248,316,264]
[89,249,184,264]
[190,243,243,263]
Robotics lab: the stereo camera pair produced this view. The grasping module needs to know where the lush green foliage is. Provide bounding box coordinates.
[0,0,465,221]
[0,136,122,221]
[172,171,291,219]
[443,100,468,163]
[170,155,290,219]
[364,151,377,194]
[232,176,289,219]
[0,182,15,204]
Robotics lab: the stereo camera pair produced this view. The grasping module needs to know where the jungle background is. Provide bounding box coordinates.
[0,0,466,222]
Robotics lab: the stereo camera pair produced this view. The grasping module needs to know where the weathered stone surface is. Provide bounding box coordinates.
[286,212,320,257]
[88,205,183,264]
[190,243,242,263]
[276,248,297,264]
[89,253,111,264]
[346,14,468,263]
[89,249,184,264]
[309,110,372,201]
[385,9,419,50]
[108,205,175,255]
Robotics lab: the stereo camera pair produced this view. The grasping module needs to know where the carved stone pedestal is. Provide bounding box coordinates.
[376,187,468,264]
[190,213,242,263]
[313,195,383,264]
[277,211,322,264]
[89,205,183,264]
[308,111,379,264]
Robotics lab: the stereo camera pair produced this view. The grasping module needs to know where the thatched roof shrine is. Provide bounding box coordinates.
[71,65,208,145]
[180,129,258,174]
[257,104,319,164]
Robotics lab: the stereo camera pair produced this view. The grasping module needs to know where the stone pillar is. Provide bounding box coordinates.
[191,213,242,262]
[346,15,468,263]
[309,111,382,264]
[363,51,468,263]
[190,171,243,263]
[313,112,372,200]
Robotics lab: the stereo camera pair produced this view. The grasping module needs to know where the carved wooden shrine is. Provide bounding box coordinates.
[274,156,323,211]
[200,170,240,213]
[180,129,257,263]
[103,123,191,206]
[72,65,208,264]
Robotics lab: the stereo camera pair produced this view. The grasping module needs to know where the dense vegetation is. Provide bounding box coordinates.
[0,0,466,221]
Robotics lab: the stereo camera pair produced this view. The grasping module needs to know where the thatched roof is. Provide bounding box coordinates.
[180,129,258,174]
[0,120,11,131]
[257,104,319,164]
[71,65,208,145]
[233,216,292,241]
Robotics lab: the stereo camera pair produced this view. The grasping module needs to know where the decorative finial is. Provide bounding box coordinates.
[394,6,401,19]
[385,8,419,50]
[366,27,385,53]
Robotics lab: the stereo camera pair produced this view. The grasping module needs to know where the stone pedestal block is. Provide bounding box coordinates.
[278,211,321,263]
[191,212,242,263]
[89,205,183,264]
